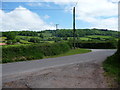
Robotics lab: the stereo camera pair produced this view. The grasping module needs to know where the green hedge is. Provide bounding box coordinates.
[2,42,70,63]
[68,41,117,49]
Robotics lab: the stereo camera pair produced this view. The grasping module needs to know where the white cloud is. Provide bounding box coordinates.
[48,0,118,30]
[0,6,55,31]
[1,0,119,30]
[90,17,118,30]
[71,0,118,30]
[38,0,118,30]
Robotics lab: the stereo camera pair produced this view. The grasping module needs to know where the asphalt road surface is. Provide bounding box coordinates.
[2,49,117,88]
[3,49,116,77]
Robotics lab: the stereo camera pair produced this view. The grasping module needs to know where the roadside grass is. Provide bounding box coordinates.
[103,43,120,87]
[103,54,120,87]
[44,48,91,59]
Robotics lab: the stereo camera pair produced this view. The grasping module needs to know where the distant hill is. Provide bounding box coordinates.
[41,29,119,38]
[1,29,119,38]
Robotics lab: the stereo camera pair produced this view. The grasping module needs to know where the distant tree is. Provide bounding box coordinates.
[29,38,41,43]
[6,32,16,40]
[54,37,62,42]
[6,39,18,44]
[63,37,68,40]
[6,40,12,44]
[39,33,44,38]
[16,38,20,42]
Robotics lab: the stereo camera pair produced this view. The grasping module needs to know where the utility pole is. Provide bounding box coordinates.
[55,24,59,30]
[73,7,76,49]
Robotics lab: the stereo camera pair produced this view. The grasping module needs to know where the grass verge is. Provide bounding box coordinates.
[44,48,91,59]
[103,52,120,87]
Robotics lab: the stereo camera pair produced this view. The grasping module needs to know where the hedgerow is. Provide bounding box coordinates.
[68,40,117,49]
[2,42,70,63]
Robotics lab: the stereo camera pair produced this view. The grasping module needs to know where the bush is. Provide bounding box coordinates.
[2,42,70,63]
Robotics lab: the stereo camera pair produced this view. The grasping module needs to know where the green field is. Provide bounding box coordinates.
[0,37,7,42]
[79,37,90,41]
[19,40,33,44]
[1,29,119,47]
[86,35,112,38]
[16,36,40,40]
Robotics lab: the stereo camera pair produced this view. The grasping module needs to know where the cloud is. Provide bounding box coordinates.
[49,0,118,30]
[0,6,55,31]
[90,17,118,30]
[37,0,118,30]
[71,0,118,30]
[1,0,119,30]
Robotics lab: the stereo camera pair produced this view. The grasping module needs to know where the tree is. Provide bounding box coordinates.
[6,40,12,44]
[39,33,44,39]
[6,39,18,44]
[29,38,41,43]
[6,32,16,40]
[54,37,62,42]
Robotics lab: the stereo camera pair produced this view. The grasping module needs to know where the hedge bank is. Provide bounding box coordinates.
[2,42,70,63]
[68,41,117,49]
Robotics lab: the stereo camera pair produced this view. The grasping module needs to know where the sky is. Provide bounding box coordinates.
[0,0,119,31]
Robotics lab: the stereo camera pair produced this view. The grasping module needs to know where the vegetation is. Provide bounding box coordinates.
[44,29,119,37]
[103,39,120,86]
[2,42,70,63]
[45,48,91,58]
[1,29,119,48]
[3,32,16,40]
[1,29,119,63]
[68,40,117,49]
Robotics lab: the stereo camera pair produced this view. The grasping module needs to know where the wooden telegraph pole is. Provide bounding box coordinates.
[73,7,76,49]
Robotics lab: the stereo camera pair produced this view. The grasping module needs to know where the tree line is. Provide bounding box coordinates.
[2,29,119,38]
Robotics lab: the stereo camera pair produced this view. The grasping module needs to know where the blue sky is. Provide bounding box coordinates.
[0,0,118,31]
[2,2,88,29]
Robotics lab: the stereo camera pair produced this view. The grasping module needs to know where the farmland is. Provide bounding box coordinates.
[1,29,119,45]
[1,29,119,63]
